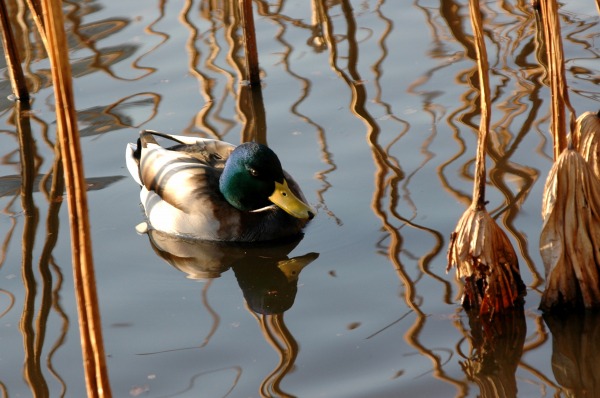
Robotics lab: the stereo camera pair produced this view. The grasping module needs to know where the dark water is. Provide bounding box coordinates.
[0,0,599,397]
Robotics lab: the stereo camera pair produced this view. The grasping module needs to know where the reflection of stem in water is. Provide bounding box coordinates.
[199,279,220,348]
[454,307,526,398]
[318,1,466,393]
[222,0,248,142]
[252,311,298,398]
[136,281,220,355]
[0,200,18,269]
[17,100,47,396]
[38,138,68,393]
[418,0,486,208]
[239,84,268,144]
[193,0,266,142]
[543,312,600,396]
[63,0,154,81]
[371,1,451,303]
[19,0,46,94]
[191,0,251,141]
[255,4,340,222]
[162,366,242,397]
[438,93,475,207]
[194,1,241,138]
[129,0,170,78]
[366,309,412,339]
[46,257,68,396]
[103,92,161,129]
[0,290,15,318]
[13,98,69,396]
[510,314,560,393]
[181,0,224,139]
[515,314,556,390]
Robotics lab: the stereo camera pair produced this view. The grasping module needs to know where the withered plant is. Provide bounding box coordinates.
[447,0,525,316]
[538,0,600,312]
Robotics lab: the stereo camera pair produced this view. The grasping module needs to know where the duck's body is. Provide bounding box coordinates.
[125,130,314,242]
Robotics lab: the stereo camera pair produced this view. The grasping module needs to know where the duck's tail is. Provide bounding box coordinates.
[126,130,218,186]
[139,130,187,147]
[125,142,143,186]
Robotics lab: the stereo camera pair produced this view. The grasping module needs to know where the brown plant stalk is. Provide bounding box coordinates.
[538,0,600,312]
[39,0,112,396]
[240,0,260,86]
[447,0,525,316]
[0,0,30,100]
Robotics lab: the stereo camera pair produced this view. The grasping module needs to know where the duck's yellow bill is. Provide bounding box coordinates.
[269,180,315,220]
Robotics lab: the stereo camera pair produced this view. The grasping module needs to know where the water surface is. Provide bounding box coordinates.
[0,0,599,397]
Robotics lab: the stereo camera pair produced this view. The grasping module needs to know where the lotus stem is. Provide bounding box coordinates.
[539,0,576,155]
[469,0,490,210]
[0,0,30,101]
[39,0,112,396]
[241,0,261,86]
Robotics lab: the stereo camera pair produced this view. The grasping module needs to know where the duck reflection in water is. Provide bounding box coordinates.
[142,226,318,396]
[145,225,318,291]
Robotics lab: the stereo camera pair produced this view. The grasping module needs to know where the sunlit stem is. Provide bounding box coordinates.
[39,0,112,396]
[469,0,491,210]
[0,0,30,101]
[240,0,260,86]
[539,0,576,156]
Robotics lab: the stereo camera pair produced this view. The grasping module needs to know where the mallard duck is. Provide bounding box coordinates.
[125,130,315,242]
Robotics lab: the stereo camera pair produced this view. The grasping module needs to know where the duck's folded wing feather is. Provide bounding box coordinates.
[140,131,235,154]
[139,142,230,214]
[125,143,143,185]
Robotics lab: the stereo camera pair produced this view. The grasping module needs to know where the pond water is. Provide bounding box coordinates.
[0,0,599,397]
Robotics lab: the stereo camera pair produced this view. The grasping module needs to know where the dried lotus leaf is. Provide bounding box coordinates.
[448,206,525,315]
[540,149,600,311]
[574,111,600,179]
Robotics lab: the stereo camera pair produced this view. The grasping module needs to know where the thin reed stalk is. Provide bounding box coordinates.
[0,0,30,100]
[39,0,112,396]
[240,0,261,86]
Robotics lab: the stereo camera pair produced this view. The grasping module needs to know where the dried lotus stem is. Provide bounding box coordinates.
[538,0,600,312]
[447,0,525,316]
[0,0,29,100]
[469,0,490,210]
[40,0,112,396]
[539,0,576,154]
[240,0,260,86]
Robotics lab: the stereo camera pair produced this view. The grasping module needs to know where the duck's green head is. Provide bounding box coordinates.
[220,142,315,220]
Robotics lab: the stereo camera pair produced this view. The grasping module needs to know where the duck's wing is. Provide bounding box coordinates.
[129,131,235,213]
[139,130,235,166]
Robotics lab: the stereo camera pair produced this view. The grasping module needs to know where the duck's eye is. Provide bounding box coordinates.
[248,168,259,177]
